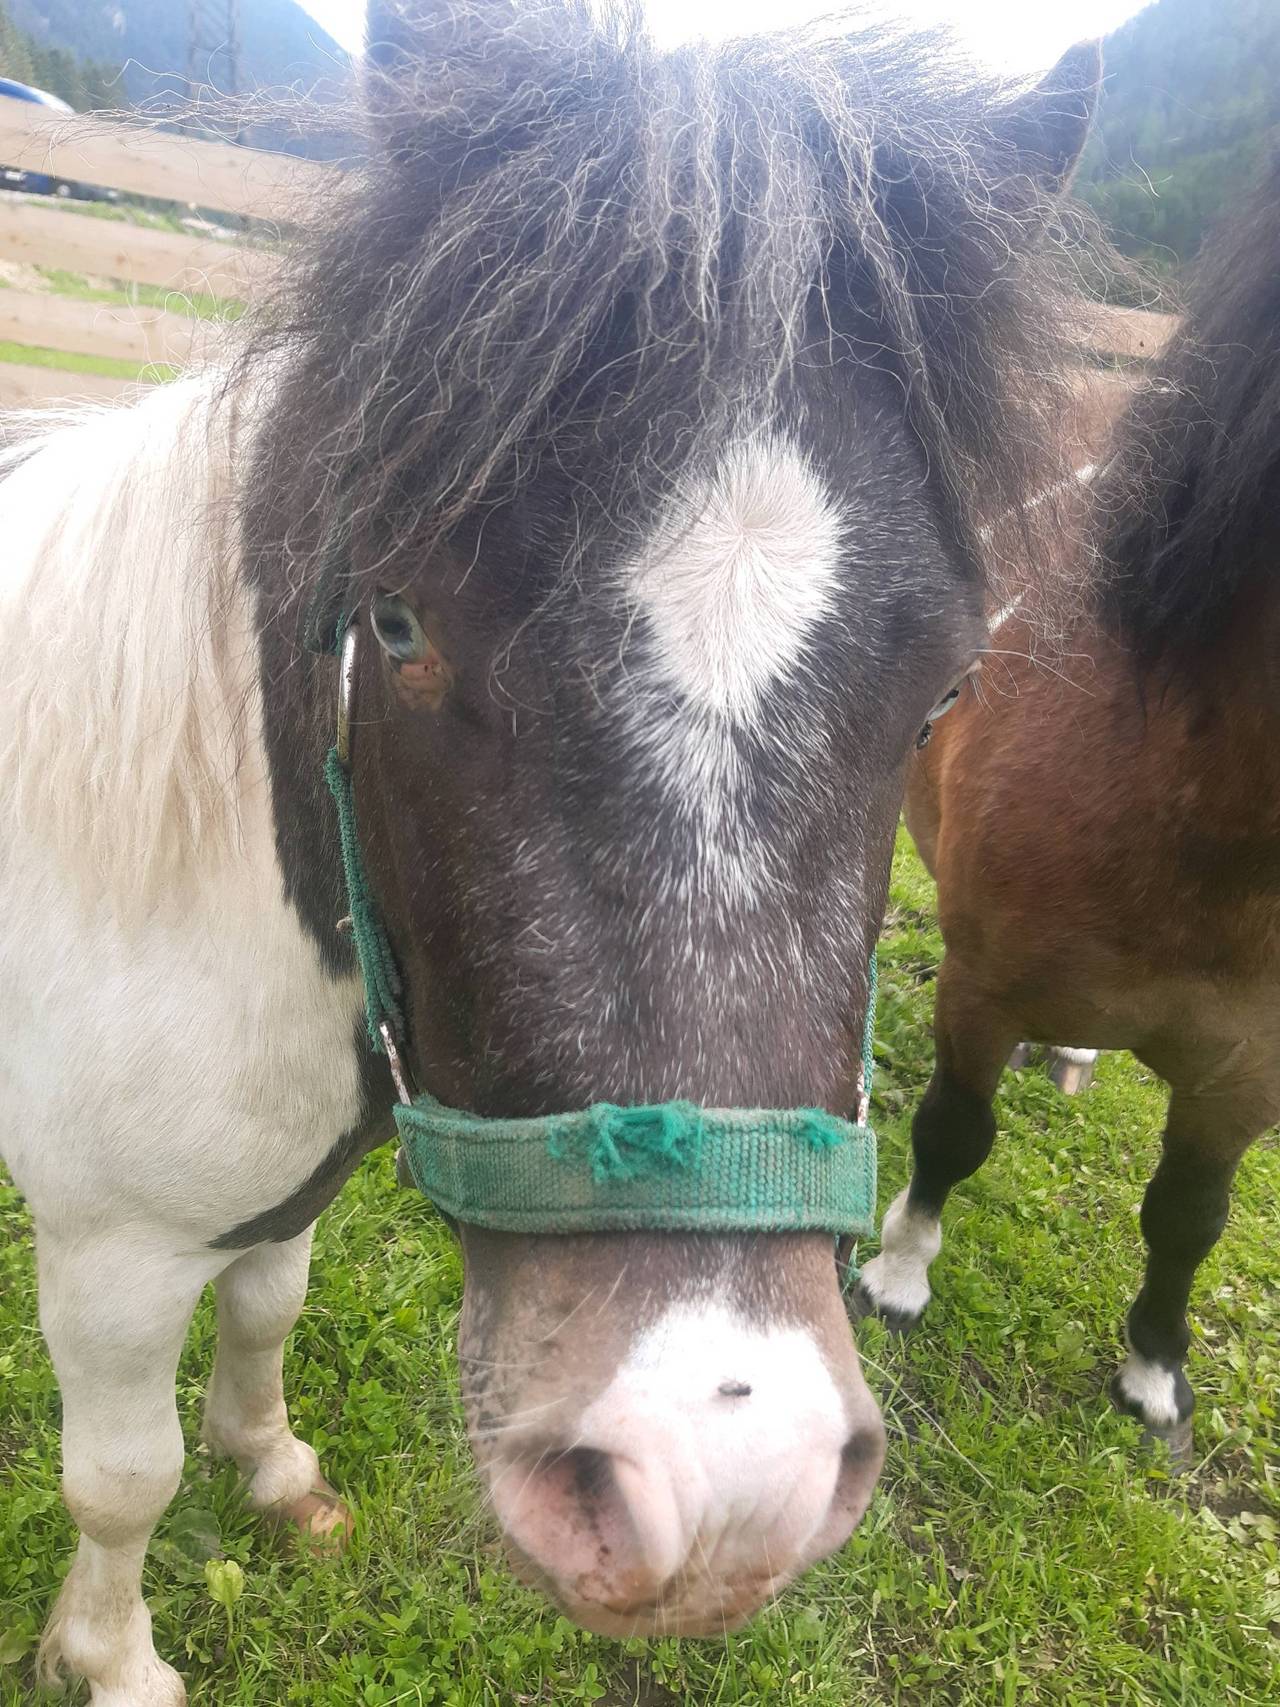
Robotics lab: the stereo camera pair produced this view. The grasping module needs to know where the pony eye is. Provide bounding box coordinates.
[930,657,982,722]
[371,593,428,662]
[917,663,979,750]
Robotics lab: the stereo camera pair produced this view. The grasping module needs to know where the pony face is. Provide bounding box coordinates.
[247,0,1098,1635]
[352,358,982,1118]
[335,358,975,1633]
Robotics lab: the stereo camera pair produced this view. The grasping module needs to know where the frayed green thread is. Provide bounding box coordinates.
[796,1111,847,1150]
[550,1103,706,1183]
[545,1104,848,1187]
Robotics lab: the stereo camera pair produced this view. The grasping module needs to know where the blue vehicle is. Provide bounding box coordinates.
[0,77,102,199]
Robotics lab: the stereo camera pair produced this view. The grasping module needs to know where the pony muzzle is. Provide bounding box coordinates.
[475,1292,886,1638]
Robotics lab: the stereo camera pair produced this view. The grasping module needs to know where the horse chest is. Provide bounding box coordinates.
[0,839,372,1244]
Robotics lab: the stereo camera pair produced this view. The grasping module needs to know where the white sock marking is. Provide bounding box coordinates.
[1115,1347,1183,1429]
[858,1187,941,1320]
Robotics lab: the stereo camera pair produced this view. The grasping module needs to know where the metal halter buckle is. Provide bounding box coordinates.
[855,1072,870,1130]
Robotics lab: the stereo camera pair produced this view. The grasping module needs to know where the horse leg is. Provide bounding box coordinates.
[202,1228,352,1543]
[1112,1086,1257,1464]
[855,963,1019,1329]
[37,1229,209,1707]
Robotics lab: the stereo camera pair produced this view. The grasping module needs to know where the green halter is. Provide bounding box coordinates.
[321,620,877,1237]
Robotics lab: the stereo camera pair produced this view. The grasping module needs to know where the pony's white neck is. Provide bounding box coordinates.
[0,375,265,913]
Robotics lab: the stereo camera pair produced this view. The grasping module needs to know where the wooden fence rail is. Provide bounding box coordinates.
[0,106,331,222]
[0,102,1176,412]
[0,288,206,367]
[0,198,269,298]
[0,362,136,405]
[0,104,318,407]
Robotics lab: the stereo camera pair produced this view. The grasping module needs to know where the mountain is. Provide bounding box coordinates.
[5,0,348,107]
[1077,0,1280,264]
[0,1,123,108]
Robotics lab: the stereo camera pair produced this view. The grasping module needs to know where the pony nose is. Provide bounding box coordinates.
[489,1375,885,1636]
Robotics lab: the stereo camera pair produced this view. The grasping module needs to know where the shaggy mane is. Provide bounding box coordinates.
[1097,140,1280,662]
[0,379,253,905]
[240,0,1104,623]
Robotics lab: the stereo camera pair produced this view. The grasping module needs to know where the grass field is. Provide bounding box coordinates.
[1,830,1277,1705]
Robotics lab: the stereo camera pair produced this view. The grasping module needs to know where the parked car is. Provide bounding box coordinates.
[0,77,117,200]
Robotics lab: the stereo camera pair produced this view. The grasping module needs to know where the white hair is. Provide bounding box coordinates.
[0,375,256,909]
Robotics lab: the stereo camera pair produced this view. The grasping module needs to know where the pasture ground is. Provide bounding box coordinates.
[1,831,1277,1704]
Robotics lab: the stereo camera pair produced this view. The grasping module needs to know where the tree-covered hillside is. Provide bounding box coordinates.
[4,0,344,107]
[1077,0,1279,264]
[0,1,120,110]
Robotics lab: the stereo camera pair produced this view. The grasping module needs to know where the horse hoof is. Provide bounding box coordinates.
[271,1482,354,1550]
[1045,1047,1098,1096]
[1109,1371,1195,1472]
[1007,1042,1036,1070]
[1139,1415,1195,1473]
[848,1279,922,1336]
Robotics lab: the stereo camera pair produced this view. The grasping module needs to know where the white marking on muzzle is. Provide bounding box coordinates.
[575,1298,848,1578]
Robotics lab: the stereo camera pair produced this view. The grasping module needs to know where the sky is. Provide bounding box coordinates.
[297,0,1152,74]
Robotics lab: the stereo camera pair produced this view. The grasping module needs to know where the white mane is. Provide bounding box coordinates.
[0,375,258,908]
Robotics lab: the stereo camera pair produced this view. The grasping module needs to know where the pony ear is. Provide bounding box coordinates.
[992,40,1102,195]
[362,0,590,160]
[363,0,507,79]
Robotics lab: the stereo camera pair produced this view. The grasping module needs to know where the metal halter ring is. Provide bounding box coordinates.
[379,1020,414,1104]
[335,621,359,767]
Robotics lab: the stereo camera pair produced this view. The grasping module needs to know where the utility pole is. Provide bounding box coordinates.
[185,0,241,138]
[186,0,240,96]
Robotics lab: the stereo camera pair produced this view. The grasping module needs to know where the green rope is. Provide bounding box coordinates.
[836,949,880,1290]
[323,746,404,1052]
[862,948,878,1101]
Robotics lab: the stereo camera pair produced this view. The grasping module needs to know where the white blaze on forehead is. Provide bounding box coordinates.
[630,434,847,722]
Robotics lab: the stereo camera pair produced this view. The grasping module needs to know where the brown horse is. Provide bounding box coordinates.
[855,145,1280,1461]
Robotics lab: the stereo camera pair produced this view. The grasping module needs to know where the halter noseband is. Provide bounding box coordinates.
[321,617,877,1238]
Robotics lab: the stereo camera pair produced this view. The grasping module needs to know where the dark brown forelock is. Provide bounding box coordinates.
[239,0,1101,625]
[1096,141,1280,666]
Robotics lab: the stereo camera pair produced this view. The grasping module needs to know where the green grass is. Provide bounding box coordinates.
[1,829,1277,1704]
[31,196,191,237]
[0,338,175,384]
[31,266,239,323]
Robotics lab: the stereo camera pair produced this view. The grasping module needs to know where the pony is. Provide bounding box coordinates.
[855,141,1280,1463]
[0,3,1101,1699]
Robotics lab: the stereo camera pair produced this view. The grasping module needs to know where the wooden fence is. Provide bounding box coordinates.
[0,105,330,407]
[0,101,1177,412]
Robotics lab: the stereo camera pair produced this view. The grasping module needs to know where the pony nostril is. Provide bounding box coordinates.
[718,1379,753,1398]
[558,1444,614,1506]
[799,1415,886,1564]
[503,1442,639,1558]
[842,1423,885,1475]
